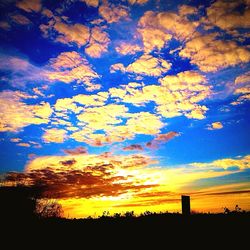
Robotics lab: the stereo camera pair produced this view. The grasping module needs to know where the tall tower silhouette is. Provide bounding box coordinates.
[181,195,190,215]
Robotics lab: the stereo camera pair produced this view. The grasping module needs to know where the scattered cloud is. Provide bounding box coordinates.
[10,138,22,143]
[46,51,100,90]
[109,71,210,120]
[99,2,129,23]
[128,0,149,5]
[207,122,223,130]
[110,63,126,73]
[42,128,67,143]
[10,14,31,25]
[63,146,88,155]
[80,0,99,8]
[138,9,198,48]
[54,21,90,47]
[0,90,52,132]
[115,42,142,55]
[138,27,172,53]
[112,54,171,77]
[123,144,144,151]
[16,0,42,13]
[146,131,179,148]
[191,155,250,170]
[178,5,198,17]
[0,21,11,30]
[17,142,31,147]
[179,33,250,72]
[232,71,250,104]
[205,0,250,31]
[85,26,110,58]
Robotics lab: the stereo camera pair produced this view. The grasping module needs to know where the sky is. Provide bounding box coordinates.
[0,0,250,218]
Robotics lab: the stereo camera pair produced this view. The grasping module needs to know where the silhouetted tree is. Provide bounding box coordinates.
[36,199,63,218]
[224,207,230,214]
[124,211,134,218]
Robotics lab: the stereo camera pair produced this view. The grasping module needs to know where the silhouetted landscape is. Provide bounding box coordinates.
[1,184,249,243]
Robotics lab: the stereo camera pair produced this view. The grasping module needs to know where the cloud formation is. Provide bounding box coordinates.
[205,0,250,31]
[191,155,250,170]
[146,132,179,148]
[99,2,129,23]
[16,0,42,13]
[80,0,99,8]
[123,144,144,151]
[232,71,250,104]
[85,26,110,58]
[112,54,171,77]
[207,122,223,130]
[0,90,52,132]
[42,128,67,143]
[46,51,100,90]
[115,42,142,55]
[179,33,250,72]
[63,146,88,155]
[109,71,210,119]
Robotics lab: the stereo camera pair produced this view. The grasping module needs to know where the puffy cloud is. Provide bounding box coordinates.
[63,146,88,155]
[184,106,208,120]
[0,90,52,132]
[157,11,198,41]
[109,71,210,119]
[48,51,83,70]
[115,42,142,55]
[46,51,100,90]
[235,71,250,85]
[205,0,250,31]
[0,21,10,30]
[124,54,171,77]
[191,155,250,170]
[125,112,163,135]
[16,0,41,12]
[179,33,250,72]
[54,21,90,47]
[10,14,31,25]
[54,91,108,115]
[110,63,126,73]
[146,131,179,148]
[207,122,223,130]
[138,10,198,46]
[42,128,67,143]
[73,92,109,107]
[123,144,144,151]
[99,2,129,23]
[231,71,250,104]
[178,5,198,17]
[77,104,128,130]
[137,11,172,53]
[85,26,110,58]
[138,27,172,53]
[80,0,99,7]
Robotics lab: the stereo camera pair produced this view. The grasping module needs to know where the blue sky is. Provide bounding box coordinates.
[0,0,250,216]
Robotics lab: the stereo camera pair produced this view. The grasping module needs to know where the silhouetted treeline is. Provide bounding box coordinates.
[1,184,250,248]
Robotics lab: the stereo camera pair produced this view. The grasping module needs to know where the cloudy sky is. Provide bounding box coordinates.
[0,0,250,218]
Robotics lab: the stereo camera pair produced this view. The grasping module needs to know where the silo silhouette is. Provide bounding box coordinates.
[181,195,190,215]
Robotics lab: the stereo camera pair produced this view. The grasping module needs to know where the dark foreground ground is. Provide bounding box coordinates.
[1,213,249,247]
